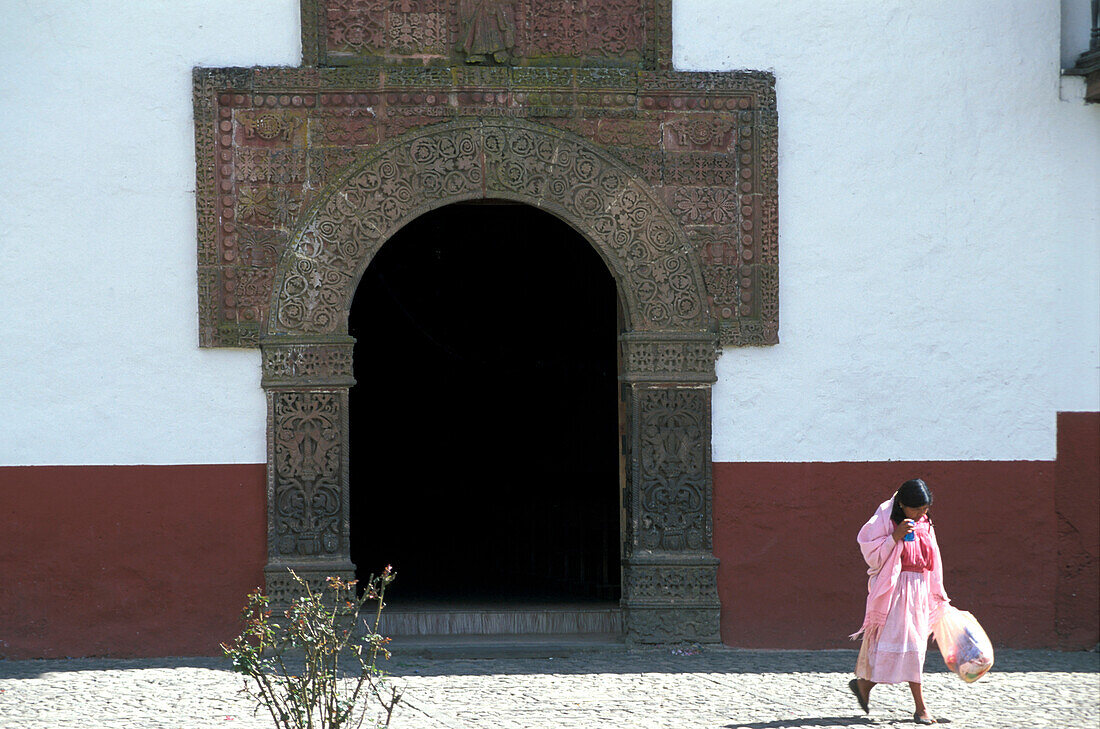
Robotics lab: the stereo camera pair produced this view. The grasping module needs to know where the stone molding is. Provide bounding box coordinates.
[261,336,357,387]
[264,562,357,605]
[620,331,718,383]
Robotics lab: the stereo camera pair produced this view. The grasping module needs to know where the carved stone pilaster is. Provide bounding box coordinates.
[262,337,356,607]
[620,352,720,642]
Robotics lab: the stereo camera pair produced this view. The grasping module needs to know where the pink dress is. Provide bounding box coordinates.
[856,515,939,684]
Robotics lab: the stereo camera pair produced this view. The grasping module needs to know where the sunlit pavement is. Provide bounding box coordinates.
[1,648,1097,728]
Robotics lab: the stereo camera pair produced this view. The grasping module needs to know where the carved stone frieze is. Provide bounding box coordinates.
[302,0,662,68]
[620,332,717,384]
[262,338,356,387]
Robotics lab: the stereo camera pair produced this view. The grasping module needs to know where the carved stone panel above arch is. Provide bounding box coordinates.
[193,66,778,347]
[301,0,672,69]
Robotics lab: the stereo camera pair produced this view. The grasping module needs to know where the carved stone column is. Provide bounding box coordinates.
[620,331,721,643]
[261,336,357,605]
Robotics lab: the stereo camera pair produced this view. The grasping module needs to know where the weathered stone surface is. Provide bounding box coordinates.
[301,0,665,68]
[193,66,778,347]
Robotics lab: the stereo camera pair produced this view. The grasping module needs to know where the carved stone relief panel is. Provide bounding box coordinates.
[193,66,778,347]
[629,386,712,553]
[269,389,349,559]
[301,0,668,68]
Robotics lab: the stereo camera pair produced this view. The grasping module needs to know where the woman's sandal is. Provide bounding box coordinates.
[914,712,937,724]
[848,679,869,714]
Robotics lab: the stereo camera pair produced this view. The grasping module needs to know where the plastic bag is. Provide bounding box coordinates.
[932,605,994,683]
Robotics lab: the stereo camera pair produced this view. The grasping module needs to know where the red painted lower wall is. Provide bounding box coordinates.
[713,412,1099,650]
[0,414,1094,657]
[1055,412,1100,648]
[0,464,266,658]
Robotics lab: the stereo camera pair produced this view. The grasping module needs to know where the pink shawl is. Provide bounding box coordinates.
[850,496,949,640]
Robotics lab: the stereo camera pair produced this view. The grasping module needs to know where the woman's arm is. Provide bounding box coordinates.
[857,517,897,572]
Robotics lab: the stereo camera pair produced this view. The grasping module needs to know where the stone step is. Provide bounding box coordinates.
[386,632,625,659]
[365,604,622,637]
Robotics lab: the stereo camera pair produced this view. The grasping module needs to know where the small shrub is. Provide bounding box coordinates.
[222,567,402,728]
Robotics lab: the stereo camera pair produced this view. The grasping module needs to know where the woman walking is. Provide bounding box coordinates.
[848,479,949,724]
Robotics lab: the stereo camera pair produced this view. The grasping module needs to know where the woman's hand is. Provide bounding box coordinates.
[892,519,915,543]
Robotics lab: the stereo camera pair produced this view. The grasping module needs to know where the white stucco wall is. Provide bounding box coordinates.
[1,1,1096,465]
[0,1,300,465]
[689,0,1100,461]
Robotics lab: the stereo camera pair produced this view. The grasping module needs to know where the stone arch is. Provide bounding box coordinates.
[260,118,722,644]
[267,118,710,337]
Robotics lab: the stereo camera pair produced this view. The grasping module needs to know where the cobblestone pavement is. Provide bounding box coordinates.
[1,648,1096,729]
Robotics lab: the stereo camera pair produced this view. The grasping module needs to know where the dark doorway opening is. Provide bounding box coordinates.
[348,202,621,606]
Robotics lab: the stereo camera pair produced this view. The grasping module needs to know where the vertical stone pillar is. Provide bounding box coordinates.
[620,331,721,643]
[260,336,357,605]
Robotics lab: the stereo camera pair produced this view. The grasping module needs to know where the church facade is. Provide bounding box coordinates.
[1,1,1097,657]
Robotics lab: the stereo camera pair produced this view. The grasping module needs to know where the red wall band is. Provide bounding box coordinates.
[1,414,1095,658]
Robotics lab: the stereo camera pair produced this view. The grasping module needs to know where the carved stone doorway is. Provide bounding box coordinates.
[196,0,778,647]
[248,119,734,643]
[347,201,622,606]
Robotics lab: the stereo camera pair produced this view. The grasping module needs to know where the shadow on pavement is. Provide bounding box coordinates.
[724,717,878,728]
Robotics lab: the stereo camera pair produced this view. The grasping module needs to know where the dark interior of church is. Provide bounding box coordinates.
[349,202,622,605]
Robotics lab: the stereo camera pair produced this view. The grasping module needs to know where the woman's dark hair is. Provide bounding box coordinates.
[891,478,934,523]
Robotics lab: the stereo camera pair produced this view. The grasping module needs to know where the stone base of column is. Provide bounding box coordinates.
[264,560,357,608]
[622,554,721,644]
[622,605,722,643]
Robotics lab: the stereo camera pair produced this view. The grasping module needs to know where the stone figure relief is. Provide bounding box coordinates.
[459,0,516,63]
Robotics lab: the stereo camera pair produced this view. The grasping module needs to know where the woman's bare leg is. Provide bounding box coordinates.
[909,681,935,722]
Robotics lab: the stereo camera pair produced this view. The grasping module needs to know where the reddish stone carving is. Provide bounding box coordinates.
[304,0,656,66]
[193,67,778,346]
[459,0,516,63]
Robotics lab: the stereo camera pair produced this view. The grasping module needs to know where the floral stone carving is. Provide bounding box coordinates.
[267,119,708,336]
[193,66,778,347]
